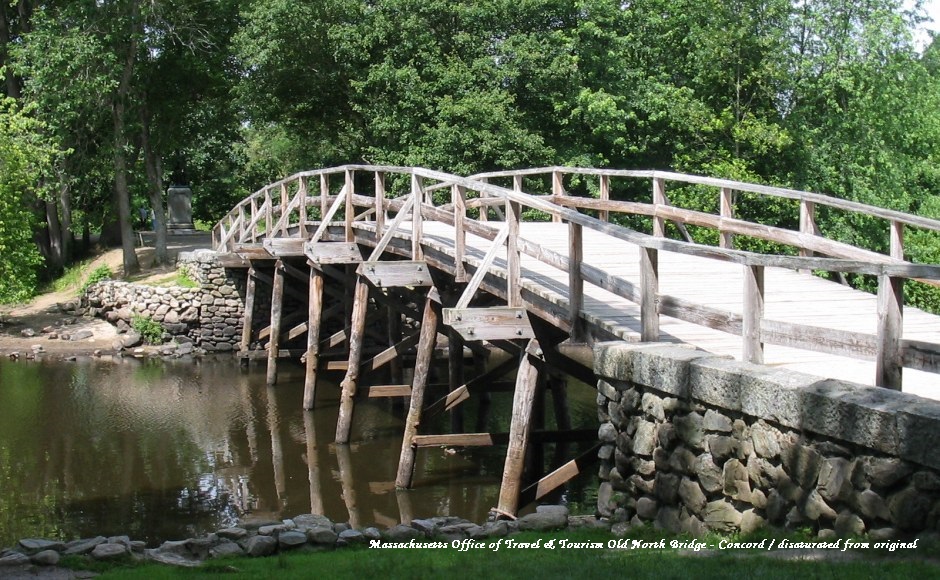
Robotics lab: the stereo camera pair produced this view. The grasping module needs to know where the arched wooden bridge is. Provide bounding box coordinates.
[212,165,940,516]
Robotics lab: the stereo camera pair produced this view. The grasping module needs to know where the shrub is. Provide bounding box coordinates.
[80,265,113,293]
[130,314,164,345]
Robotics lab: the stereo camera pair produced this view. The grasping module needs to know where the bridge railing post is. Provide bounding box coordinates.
[599,174,610,223]
[454,184,467,282]
[508,181,522,307]
[640,247,659,341]
[319,174,329,220]
[552,170,564,223]
[719,187,734,249]
[280,182,289,236]
[412,173,424,260]
[298,176,309,237]
[250,196,258,243]
[653,177,666,237]
[568,221,584,341]
[876,272,904,390]
[375,171,386,239]
[265,187,273,239]
[345,169,355,242]
[743,264,765,364]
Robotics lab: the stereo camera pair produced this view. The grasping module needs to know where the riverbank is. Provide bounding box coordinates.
[2,508,938,579]
[0,235,212,360]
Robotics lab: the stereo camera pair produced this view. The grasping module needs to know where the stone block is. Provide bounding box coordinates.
[703,409,733,433]
[703,500,742,532]
[678,477,707,515]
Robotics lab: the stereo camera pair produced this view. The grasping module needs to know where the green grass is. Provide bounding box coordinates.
[48,261,113,295]
[79,529,940,580]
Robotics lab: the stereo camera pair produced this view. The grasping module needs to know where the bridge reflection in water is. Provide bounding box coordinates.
[0,357,597,547]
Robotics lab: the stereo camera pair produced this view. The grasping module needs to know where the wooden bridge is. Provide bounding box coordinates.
[212,165,940,517]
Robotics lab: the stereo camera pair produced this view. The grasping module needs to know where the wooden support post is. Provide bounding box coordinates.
[479,177,489,222]
[280,183,289,236]
[335,277,371,443]
[448,329,465,434]
[876,274,903,390]
[250,197,259,243]
[266,261,285,385]
[454,184,467,282]
[640,247,659,341]
[265,188,273,237]
[652,178,666,238]
[551,171,564,223]
[743,264,765,364]
[412,174,424,260]
[496,339,541,517]
[375,171,386,239]
[599,174,610,223]
[345,169,355,241]
[799,199,819,271]
[890,220,904,260]
[507,199,522,307]
[319,174,329,220]
[396,288,441,489]
[719,187,734,249]
[303,266,324,409]
[568,221,584,341]
[240,268,257,354]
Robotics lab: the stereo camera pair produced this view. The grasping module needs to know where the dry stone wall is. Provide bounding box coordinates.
[83,250,246,352]
[594,342,940,539]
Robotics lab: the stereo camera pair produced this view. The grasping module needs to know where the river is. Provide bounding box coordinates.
[0,356,596,547]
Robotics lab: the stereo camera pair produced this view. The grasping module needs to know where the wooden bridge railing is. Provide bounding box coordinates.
[213,165,940,390]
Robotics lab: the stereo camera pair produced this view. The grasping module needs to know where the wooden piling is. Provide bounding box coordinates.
[396,288,441,489]
[448,329,465,434]
[240,268,257,359]
[335,277,371,443]
[266,261,285,385]
[303,265,324,409]
[496,338,541,516]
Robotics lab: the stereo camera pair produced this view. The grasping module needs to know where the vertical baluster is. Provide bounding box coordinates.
[743,264,764,364]
[719,187,734,249]
[454,184,467,282]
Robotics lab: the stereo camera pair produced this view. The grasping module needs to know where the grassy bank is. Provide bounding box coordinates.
[64,528,940,580]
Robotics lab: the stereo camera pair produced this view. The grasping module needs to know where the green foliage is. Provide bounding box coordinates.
[130,315,164,345]
[174,270,199,289]
[80,265,114,294]
[0,96,56,304]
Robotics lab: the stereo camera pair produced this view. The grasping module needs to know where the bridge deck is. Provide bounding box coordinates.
[406,221,940,399]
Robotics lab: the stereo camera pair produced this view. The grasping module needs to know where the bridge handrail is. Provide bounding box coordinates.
[212,165,940,388]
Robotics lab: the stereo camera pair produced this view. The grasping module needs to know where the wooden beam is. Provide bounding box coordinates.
[336,277,371,443]
[719,187,734,249]
[305,242,364,264]
[876,274,903,390]
[454,224,509,309]
[263,237,305,257]
[424,357,520,419]
[497,339,542,517]
[743,264,764,364]
[443,307,534,341]
[363,384,412,398]
[454,184,468,282]
[358,261,433,288]
[303,267,324,410]
[396,288,442,488]
[413,433,498,448]
[359,332,421,374]
[266,260,285,385]
[519,444,601,506]
[507,199,522,307]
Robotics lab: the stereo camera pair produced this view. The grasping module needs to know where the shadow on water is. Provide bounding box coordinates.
[0,356,597,547]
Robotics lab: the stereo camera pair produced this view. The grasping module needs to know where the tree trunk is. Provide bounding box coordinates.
[0,1,21,98]
[140,103,168,265]
[44,198,64,273]
[112,98,140,276]
[58,176,72,265]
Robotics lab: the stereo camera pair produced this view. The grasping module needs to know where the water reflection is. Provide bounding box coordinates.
[0,357,596,547]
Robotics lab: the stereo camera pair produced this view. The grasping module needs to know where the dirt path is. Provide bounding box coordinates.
[0,234,212,358]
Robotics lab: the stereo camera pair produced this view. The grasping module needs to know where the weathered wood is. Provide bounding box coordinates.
[568,221,584,342]
[303,267,324,410]
[396,288,441,488]
[368,195,416,261]
[266,260,285,385]
[298,176,309,237]
[743,264,765,364]
[413,433,498,448]
[375,171,386,238]
[551,171,564,223]
[507,199,522,307]
[215,253,250,268]
[454,224,510,309]
[310,184,348,244]
[423,357,520,419]
[358,260,434,288]
[719,187,734,249]
[345,169,355,242]
[334,442,359,529]
[412,174,424,260]
[876,274,903,389]
[448,328,465,434]
[652,177,666,238]
[599,174,610,222]
[240,270,257,352]
[335,278,371,443]
[519,444,600,506]
[304,242,363,264]
[364,384,412,398]
[443,307,534,341]
[454,184,468,282]
[496,339,541,517]
[358,332,421,374]
[640,247,659,342]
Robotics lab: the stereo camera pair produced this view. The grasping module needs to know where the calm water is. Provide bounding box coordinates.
[0,356,596,547]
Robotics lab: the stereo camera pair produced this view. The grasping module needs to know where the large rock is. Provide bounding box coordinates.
[278,531,308,550]
[678,478,707,515]
[802,489,838,521]
[210,541,244,559]
[517,505,569,531]
[818,458,856,503]
[245,535,277,557]
[31,550,60,566]
[306,526,339,545]
[91,543,129,560]
[64,536,107,556]
[888,486,931,531]
[0,553,30,567]
[18,539,64,554]
[782,444,823,489]
[703,501,742,532]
